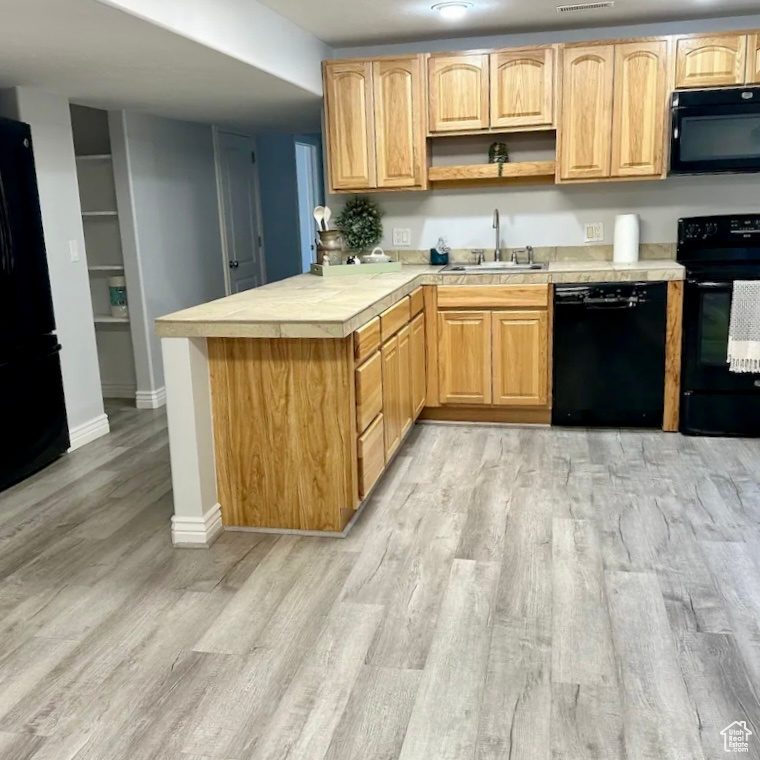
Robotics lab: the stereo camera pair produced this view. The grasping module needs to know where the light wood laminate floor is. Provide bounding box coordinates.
[1,401,759,760]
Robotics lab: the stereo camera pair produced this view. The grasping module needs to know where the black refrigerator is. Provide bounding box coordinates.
[0,117,69,492]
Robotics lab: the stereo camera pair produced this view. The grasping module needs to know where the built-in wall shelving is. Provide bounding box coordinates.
[72,104,137,402]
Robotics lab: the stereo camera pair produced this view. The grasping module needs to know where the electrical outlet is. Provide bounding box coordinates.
[584,222,604,244]
[68,240,80,262]
[392,228,412,247]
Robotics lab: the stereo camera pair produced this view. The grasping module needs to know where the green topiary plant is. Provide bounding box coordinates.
[335,195,383,252]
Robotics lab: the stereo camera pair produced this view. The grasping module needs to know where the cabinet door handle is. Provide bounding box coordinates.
[229,260,239,269]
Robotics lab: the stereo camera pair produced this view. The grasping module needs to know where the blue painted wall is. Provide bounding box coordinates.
[257,132,323,284]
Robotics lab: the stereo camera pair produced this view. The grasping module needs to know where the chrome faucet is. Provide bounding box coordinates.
[493,209,502,262]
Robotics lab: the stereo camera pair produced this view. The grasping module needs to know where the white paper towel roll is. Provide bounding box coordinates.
[613,214,640,264]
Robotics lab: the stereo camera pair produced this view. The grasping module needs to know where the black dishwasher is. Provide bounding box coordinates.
[553,282,667,428]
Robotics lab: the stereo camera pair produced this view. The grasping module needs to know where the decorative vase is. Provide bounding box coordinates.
[317,229,344,265]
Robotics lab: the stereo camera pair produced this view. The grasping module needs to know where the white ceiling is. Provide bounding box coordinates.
[257,0,760,46]
[0,0,322,130]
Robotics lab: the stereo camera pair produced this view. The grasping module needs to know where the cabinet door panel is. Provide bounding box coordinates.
[438,311,492,405]
[491,47,555,129]
[358,413,385,499]
[428,54,489,132]
[612,41,668,178]
[411,312,426,418]
[559,46,614,181]
[492,310,548,407]
[324,61,375,191]
[355,351,383,434]
[675,34,747,88]
[748,34,760,84]
[398,325,413,437]
[374,57,424,188]
[381,336,402,459]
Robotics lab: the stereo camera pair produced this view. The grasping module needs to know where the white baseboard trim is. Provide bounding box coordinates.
[172,504,224,548]
[102,382,136,400]
[68,413,111,452]
[136,386,167,409]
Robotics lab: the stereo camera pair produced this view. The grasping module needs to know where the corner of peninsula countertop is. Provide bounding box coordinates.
[155,260,685,340]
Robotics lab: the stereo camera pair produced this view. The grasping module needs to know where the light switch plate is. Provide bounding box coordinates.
[584,223,604,244]
[392,228,412,247]
[68,240,80,262]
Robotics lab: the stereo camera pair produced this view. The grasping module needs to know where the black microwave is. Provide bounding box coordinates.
[670,87,760,175]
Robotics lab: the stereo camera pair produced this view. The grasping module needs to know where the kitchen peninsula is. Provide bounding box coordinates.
[157,259,684,547]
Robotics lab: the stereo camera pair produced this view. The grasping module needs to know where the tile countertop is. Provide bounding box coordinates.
[155,260,685,340]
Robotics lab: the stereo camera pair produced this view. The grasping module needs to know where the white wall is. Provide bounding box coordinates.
[111,111,226,394]
[330,14,760,252]
[337,175,760,252]
[0,88,107,443]
[334,13,760,58]
[95,0,331,95]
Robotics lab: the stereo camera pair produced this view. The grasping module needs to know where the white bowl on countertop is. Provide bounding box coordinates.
[361,247,391,264]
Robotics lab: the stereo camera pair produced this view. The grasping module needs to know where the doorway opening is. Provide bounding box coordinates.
[295,140,324,273]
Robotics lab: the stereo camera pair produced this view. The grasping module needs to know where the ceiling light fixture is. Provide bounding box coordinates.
[432,2,473,21]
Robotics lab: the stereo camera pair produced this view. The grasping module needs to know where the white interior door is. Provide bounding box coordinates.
[218,131,264,293]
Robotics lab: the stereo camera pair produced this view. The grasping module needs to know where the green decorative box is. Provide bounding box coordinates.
[310,262,402,277]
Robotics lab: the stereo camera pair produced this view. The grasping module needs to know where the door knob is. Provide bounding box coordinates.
[229,260,239,269]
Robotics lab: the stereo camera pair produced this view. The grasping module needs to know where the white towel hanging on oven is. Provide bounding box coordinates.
[727,280,760,373]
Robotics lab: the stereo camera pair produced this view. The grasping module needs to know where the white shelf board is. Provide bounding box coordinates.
[88,265,125,273]
[76,154,112,162]
[82,211,118,218]
[94,315,130,325]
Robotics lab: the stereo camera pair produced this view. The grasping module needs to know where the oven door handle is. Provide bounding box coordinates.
[687,280,733,289]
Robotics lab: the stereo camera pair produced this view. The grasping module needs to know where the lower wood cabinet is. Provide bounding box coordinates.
[492,310,549,406]
[436,287,551,409]
[398,324,413,438]
[358,413,385,498]
[355,351,383,433]
[381,335,402,458]
[411,312,426,417]
[438,310,492,405]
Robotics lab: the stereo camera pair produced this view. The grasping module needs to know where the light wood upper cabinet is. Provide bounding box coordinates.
[675,34,747,88]
[428,54,489,133]
[381,335,402,459]
[438,310,492,405]
[411,312,426,418]
[559,45,615,180]
[747,34,760,84]
[492,310,548,407]
[611,40,668,178]
[491,47,555,129]
[323,61,375,191]
[373,57,425,188]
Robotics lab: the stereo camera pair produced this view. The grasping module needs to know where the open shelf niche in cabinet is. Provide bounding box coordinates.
[427,131,557,190]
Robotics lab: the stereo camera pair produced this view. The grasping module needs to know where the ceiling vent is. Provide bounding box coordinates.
[557,1,614,13]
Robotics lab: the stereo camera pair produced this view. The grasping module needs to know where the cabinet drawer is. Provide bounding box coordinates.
[358,413,385,499]
[354,317,381,364]
[437,285,549,309]
[380,297,411,341]
[409,287,424,317]
[355,352,383,433]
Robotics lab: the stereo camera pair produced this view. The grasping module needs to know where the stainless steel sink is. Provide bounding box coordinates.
[442,262,547,273]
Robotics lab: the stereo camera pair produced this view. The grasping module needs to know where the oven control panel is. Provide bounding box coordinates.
[678,215,760,263]
[730,219,760,236]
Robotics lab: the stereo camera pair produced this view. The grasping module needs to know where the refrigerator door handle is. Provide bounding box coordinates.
[0,167,14,274]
